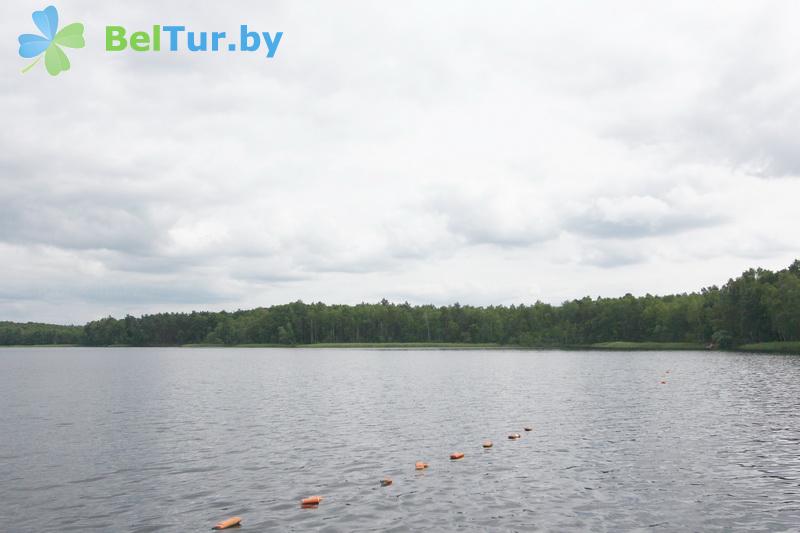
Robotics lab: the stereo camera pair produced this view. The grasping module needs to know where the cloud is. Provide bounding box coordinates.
[0,1,799,322]
[599,3,800,178]
[430,182,559,247]
[567,192,725,239]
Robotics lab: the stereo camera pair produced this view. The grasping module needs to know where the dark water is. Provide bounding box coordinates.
[1,348,799,532]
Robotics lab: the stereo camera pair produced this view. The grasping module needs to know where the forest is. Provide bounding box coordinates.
[1,260,799,349]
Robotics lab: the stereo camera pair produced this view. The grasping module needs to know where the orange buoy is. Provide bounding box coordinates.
[482,440,493,448]
[212,516,242,529]
[415,461,429,470]
[508,433,521,440]
[301,496,323,506]
[380,478,393,487]
[450,452,465,460]
[524,427,533,432]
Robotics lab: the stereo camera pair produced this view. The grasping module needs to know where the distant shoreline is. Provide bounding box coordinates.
[4,260,799,351]
[3,341,798,354]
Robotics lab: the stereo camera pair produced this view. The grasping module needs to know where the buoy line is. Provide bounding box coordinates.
[213,424,536,528]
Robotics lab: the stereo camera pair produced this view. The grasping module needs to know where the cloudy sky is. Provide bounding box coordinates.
[2,1,800,324]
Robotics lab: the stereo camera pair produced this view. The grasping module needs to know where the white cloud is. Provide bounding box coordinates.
[1,1,799,322]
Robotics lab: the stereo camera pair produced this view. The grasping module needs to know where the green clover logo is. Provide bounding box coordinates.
[18,5,85,76]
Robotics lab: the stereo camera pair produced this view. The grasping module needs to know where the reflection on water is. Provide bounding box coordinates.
[1,348,799,531]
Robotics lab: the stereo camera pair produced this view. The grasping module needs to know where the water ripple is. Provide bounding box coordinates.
[1,348,799,531]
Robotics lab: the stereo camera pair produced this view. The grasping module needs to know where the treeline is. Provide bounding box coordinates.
[0,321,83,346]
[2,260,800,348]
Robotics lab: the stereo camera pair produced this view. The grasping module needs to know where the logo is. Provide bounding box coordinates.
[16,6,283,76]
[105,26,283,57]
[18,5,85,76]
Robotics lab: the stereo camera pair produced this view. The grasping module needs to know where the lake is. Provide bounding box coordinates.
[1,348,799,531]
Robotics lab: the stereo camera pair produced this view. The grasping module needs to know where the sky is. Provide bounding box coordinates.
[2,1,800,324]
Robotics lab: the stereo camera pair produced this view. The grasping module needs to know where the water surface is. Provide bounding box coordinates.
[1,348,799,531]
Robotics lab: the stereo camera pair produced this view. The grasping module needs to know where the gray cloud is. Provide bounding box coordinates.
[566,194,726,239]
[0,200,164,253]
[576,244,648,269]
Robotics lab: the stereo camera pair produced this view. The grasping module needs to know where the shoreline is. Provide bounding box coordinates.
[2,341,798,354]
